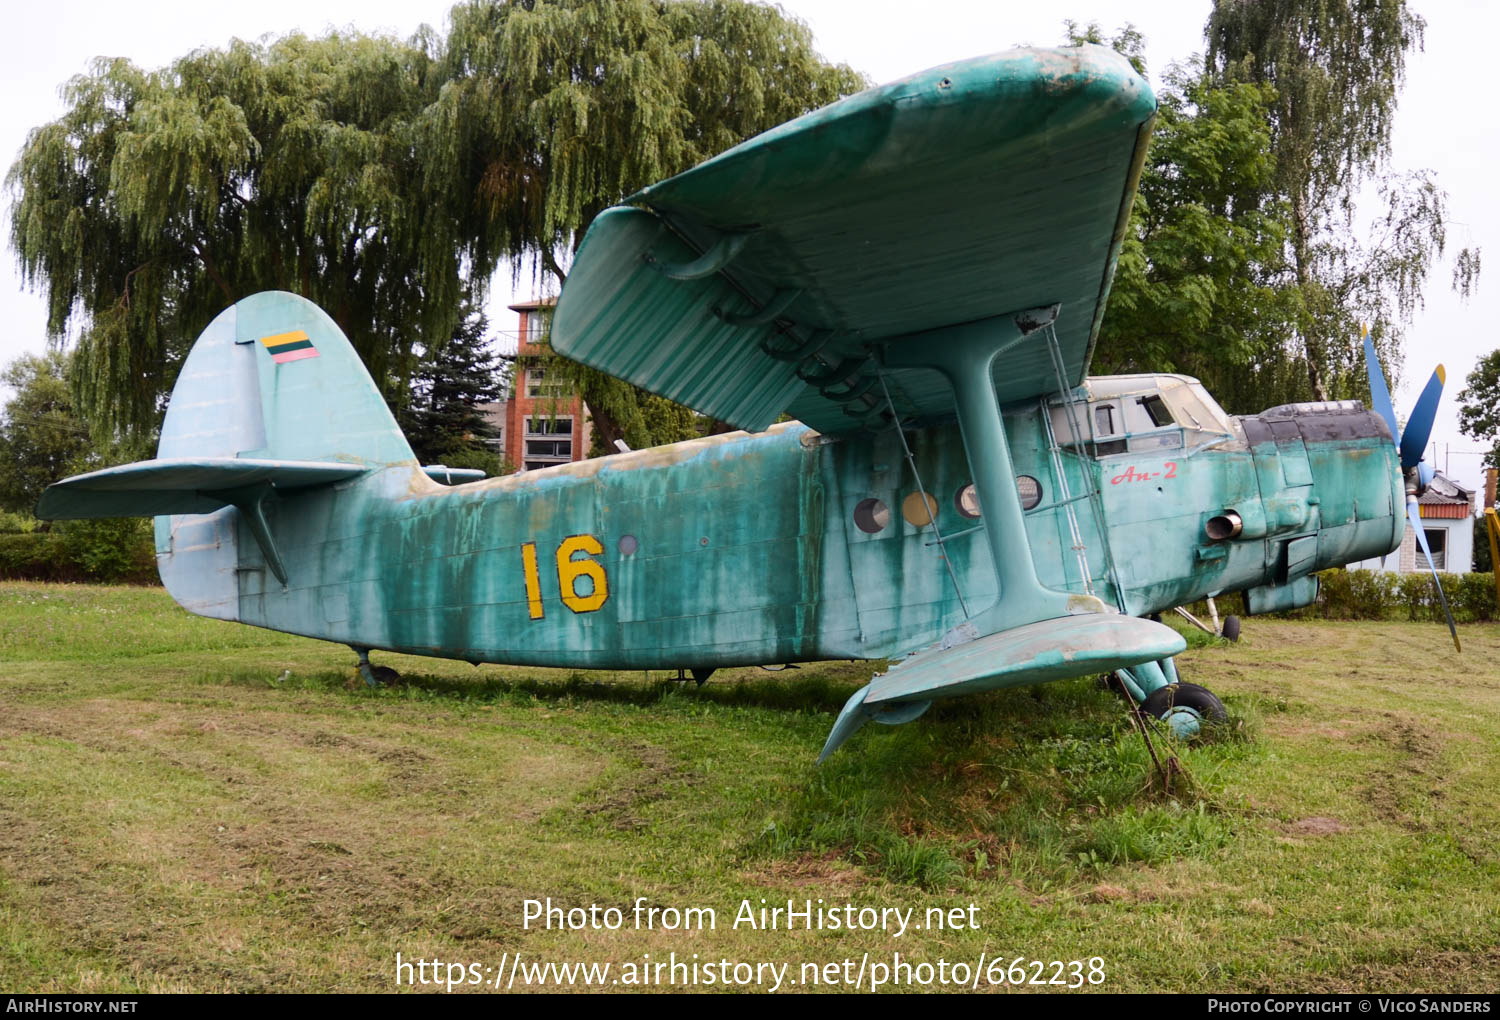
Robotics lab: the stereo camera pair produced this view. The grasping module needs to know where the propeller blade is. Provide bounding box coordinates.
[1408,498,1461,652]
[1362,329,1400,446]
[1399,365,1446,470]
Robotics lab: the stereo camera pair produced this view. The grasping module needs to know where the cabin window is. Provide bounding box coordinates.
[955,484,981,519]
[1016,475,1042,510]
[902,492,938,527]
[1094,404,1117,436]
[853,498,890,534]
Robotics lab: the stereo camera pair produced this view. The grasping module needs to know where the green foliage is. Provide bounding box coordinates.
[1195,568,1498,624]
[0,512,39,535]
[1475,516,1496,574]
[58,518,156,583]
[0,520,155,584]
[438,0,865,449]
[1457,349,1500,469]
[1206,0,1479,402]
[440,0,864,276]
[1396,571,1430,621]
[6,1,864,447]
[0,533,65,581]
[0,352,92,513]
[400,303,505,467]
[1089,58,1305,412]
[1456,572,1498,623]
[8,33,475,437]
[1316,568,1496,624]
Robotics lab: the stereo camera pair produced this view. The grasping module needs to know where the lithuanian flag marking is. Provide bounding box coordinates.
[260,330,319,364]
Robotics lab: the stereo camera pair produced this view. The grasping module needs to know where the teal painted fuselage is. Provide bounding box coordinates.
[156,383,1400,671]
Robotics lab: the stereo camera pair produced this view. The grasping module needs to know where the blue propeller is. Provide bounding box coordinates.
[1362,328,1460,652]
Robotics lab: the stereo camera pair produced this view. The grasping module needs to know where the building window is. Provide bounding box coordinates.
[1423,528,1447,571]
[522,414,573,464]
[524,310,549,341]
[526,416,573,437]
[525,368,568,399]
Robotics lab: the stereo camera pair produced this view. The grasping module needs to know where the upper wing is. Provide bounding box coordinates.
[551,45,1156,435]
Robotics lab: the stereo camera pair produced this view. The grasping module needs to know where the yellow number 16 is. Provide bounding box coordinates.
[521,535,610,619]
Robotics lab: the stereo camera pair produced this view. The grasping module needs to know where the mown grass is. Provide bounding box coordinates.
[1,581,1498,993]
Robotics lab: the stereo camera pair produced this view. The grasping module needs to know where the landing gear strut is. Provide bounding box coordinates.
[352,647,400,687]
[1173,597,1241,642]
[1114,657,1226,739]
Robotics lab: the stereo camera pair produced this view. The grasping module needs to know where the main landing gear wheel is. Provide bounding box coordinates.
[1140,682,1227,740]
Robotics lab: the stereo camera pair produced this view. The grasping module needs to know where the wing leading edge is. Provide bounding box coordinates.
[552,44,1156,435]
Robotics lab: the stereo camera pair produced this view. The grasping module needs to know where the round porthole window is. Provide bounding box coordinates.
[853,497,890,534]
[1016,474,1043,510]
[901,491,938,527]
[618,534,638,555]
[955,484,981,519]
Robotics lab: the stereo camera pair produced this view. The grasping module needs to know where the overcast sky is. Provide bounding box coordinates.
[3,1,1495,495]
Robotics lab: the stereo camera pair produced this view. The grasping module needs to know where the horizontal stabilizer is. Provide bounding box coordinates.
[37,458,366,520]
[819,614,1185,761]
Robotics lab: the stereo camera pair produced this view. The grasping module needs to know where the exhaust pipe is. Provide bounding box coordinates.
[1206,511,1243,541]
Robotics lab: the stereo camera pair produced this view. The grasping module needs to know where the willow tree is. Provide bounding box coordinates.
[7,32,498,438]
[10,1,863,450]
[435,0,865,450]
[1207,0,1480,401]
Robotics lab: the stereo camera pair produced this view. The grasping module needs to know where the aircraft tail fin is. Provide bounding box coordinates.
[37,291,418,604]
[154,290,416,468]
[38,290,416,522]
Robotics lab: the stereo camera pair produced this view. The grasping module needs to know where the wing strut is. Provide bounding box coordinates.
[883,309,1110,633]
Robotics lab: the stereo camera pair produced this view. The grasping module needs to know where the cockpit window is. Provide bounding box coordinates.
[1140,394,1174,428]
[1051,375,1235,460]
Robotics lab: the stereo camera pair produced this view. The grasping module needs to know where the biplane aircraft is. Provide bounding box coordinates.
[38,45,1457,760]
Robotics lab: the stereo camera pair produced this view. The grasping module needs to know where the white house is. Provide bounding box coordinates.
[1349,471,1474,574]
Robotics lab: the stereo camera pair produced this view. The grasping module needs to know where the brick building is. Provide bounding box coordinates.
[492,299,592,472]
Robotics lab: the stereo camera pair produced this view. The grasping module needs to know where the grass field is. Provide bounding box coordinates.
[1,581,1497,993]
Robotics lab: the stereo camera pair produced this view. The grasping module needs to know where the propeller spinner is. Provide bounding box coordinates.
[1362,328,1461,651]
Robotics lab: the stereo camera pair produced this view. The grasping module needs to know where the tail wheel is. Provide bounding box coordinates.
[1139,682,1226,739]
[1220,615,1241,642]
